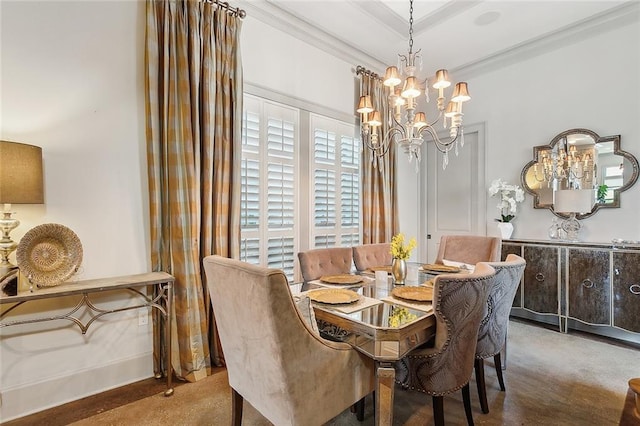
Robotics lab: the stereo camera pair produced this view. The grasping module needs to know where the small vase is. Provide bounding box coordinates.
[497,222,514,239]
[391,258,407,285]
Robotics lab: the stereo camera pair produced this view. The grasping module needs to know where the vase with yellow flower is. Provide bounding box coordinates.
[390,233,416,285]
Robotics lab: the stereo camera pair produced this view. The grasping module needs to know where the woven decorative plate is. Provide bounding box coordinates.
[319,274,364,285]
[16,223,83,287]
[308,288,360,305]
[392,286,433,302]
[421,264,461,274]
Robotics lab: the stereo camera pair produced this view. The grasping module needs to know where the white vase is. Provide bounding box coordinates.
[497,222,514,239]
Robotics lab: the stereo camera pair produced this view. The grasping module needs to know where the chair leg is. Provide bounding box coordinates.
[494,353,506,391]
[354,397,365,421]
[474,358,489,414]
[231,388,243,426]
[432,396,445,426]
[462,383,474,426]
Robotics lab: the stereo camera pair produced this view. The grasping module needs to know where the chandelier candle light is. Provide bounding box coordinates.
[356,0,471,172]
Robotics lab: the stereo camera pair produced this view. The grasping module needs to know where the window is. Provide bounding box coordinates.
[310,114,360,248]
[240,94,360,281]
[241,96,298,280]
[602,165,624,202]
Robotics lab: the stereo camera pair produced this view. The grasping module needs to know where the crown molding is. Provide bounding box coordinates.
[240,0,386,73]
[350,0,481,37]
[241,1,638,82]
[453,2,639,80]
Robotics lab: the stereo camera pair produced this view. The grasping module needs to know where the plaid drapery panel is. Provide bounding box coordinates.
[358,70,399,244]
[145,0,242,381]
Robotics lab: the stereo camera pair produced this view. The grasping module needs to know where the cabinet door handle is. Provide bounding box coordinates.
[581,279,594,289]
[535,273,545,282]
[630,284,640,295]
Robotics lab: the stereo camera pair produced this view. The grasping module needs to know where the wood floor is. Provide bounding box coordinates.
[5,319,640,426]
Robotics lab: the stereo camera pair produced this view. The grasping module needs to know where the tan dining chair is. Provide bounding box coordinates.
[395,262,496,426]
[297,247,353,282]
[352,243,392,271]
[474,254,526,414]
[434,235,502,266]
[203,255,375,426]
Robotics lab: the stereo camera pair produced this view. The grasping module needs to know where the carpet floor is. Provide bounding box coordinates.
[6,320,640,425]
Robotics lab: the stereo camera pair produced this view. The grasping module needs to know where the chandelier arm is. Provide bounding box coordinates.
[419,125,460,154]
[362,126,403,158]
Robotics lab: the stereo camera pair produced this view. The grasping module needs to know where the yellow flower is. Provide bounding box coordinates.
[388,307,418,327]
[390,233,417,260]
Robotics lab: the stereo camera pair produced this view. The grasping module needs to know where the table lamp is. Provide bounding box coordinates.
[553,189,594,241]
[0,141,44,277]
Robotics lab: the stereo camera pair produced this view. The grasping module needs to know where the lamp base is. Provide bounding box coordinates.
[560,213,582,241]
[0,210,20,270]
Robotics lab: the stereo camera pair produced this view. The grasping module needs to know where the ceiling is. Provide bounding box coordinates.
[240,0,634,77]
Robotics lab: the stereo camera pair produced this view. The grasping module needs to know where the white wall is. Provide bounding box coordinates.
[1,1,151,421]
[463,18,640,242]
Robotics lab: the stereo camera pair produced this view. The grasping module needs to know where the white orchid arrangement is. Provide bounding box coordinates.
[488,178,525,223]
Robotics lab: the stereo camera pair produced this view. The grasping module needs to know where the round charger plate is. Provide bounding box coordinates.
[16,223,83,287]
[367,266,392,273]
[319,274,364,285]
[308,288,360,305]
[392,286,433,302]
[421,263,461,274]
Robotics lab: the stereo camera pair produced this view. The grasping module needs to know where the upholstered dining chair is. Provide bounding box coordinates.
[434,235,502,266]
[203,255,375,426]
[395,263,496,426]
[352,243,392,271]
[297,247,353,282]
[474,254,526,414]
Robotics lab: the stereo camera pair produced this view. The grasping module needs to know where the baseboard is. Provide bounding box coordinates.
[0,352,154,422]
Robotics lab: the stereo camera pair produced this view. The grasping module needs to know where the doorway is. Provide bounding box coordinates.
[421,123,487,262]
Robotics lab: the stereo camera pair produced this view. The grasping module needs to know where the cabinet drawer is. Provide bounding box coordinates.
[523,245,559,314]
[612,252,640,333]
[567,249,610,325]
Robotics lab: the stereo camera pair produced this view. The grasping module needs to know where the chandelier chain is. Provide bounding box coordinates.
[408,0,414,54]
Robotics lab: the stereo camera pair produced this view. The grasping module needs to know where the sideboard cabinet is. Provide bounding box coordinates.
[503,239,640,345]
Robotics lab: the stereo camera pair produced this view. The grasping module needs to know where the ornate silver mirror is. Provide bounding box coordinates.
[521,128,639,219]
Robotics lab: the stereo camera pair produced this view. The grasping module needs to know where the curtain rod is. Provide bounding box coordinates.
[205,0,246,18]
[355,65,382,81]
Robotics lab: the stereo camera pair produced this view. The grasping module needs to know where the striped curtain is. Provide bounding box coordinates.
[359,71,399,243]
[145,0,242,381]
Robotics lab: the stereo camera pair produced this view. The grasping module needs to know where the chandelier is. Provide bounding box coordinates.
[533,138,594,189]
[356,0,471,171]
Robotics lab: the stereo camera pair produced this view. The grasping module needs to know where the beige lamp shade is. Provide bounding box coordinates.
[0,141,45,204]
[401,76,420,99]
[356,95,373,114]
[413,112,427,127]
[383,66,401,87]
[554,189,594,214]
[451,82,471,103]
[444,101,459,117]
[368,111,382,127]
[432,69,451,89]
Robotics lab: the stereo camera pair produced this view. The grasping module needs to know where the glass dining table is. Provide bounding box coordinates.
[290,266,438,426]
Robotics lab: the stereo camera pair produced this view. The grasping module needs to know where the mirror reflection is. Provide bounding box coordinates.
[521,129,639,219]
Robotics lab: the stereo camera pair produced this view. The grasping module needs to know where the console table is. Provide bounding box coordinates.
[0,271,175,396]
[503,239,640,345]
